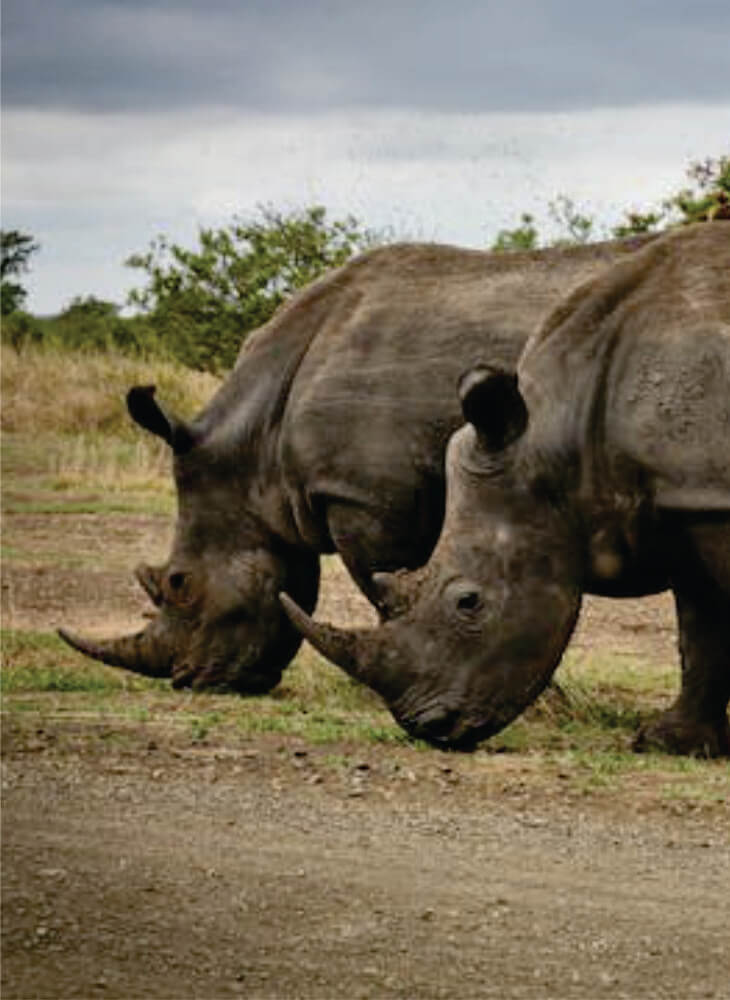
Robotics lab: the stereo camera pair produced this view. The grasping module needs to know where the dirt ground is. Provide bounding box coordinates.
[2,512,729,999]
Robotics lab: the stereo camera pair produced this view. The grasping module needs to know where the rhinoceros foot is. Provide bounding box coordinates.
[634,709,730,759]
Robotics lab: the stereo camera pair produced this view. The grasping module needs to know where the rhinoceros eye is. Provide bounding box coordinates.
[165,571,197,607]
[456,589,481,613]
[445,580,483,618]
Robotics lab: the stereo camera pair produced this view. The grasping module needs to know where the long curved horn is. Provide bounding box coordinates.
[278,593,365,678]
[279,593,408,702]
[57,623,171,678]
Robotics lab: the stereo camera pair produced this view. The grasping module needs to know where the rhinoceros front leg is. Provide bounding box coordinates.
[325,501,438,617]
[635,520,730,758]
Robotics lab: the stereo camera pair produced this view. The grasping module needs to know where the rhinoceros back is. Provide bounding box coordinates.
[280,239,649,553]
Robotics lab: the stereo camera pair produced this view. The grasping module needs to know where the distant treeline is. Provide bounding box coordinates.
[2,157,728,374]
[2,297,163,358]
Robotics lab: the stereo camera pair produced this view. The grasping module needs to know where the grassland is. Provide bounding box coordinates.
[2,344,728,813]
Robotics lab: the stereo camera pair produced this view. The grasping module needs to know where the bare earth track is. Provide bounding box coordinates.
[2,511,729,999]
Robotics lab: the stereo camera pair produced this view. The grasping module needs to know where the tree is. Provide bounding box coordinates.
[491,155,730,250]
[612,155,729,236]
[547,195,595,246]
[127,205,380,372]
[666,155,730,224]
[492,213,539,253]
[45,296,159,355]
[1,230,40,315]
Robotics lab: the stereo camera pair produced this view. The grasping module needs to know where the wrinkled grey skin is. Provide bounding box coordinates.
[59,237,649,694]
[282,223,730,755]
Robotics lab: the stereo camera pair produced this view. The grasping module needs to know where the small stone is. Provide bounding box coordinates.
[39,868,67,879]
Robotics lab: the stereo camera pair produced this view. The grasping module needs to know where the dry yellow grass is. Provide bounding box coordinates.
[1,344,220,438]
[2,345,222,493]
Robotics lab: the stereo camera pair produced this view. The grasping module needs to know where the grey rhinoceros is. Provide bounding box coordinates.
[282,223,730,756]
[59,237,647,694]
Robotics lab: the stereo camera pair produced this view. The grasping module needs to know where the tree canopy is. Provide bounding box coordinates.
[4,156,727,368]
[491,155,729,252]
[126,205,379,372]
[1,230,40,315]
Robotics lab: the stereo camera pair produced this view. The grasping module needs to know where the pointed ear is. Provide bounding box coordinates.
[458,365,528,452]
[126,385,195,454]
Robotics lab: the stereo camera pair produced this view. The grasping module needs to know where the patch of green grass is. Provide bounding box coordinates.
[1,546,24,560]
[661,775,728,805]
[189,711,222,742]
[3,626,726,812]
[559,648,676,701]
[0,631,409,746]
[2,428,176,517]
[262,713,407,745]
[0,629,164,694]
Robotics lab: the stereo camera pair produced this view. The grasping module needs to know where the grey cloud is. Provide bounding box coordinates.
[3,0,730,115]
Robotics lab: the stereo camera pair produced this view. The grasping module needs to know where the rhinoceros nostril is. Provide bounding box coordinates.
[412,707,460,743]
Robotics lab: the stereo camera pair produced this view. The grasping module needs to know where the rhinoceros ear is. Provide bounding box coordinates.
[458,365,528,452]
[126,385,195,454]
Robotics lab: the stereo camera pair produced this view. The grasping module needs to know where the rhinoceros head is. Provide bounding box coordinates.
[59,386,319,693]
[281,366,583,747]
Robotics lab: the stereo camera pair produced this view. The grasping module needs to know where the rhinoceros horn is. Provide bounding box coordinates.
[57,620,172,677]
[278,593,366,679]
[371,571,413,618]
[279,593,403,701]
[127,385,195,455]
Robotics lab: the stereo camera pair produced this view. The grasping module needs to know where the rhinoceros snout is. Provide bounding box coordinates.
[397,706,477,750]
[406,706,459,741]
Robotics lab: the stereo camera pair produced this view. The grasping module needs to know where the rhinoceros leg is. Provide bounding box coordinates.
[326,500,440,615]
[635,519,730,758]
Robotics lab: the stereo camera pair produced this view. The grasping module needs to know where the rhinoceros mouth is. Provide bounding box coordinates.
[397,704,505,751]
[170,655,282,695]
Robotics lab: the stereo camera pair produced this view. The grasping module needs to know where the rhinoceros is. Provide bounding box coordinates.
[282,223,730,756]
[59,237,649,694]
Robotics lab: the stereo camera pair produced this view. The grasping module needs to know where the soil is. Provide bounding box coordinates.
[2,512,729,1000]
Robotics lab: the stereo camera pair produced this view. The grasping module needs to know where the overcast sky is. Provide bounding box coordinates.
[3,0,729,314]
